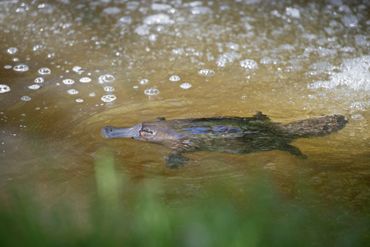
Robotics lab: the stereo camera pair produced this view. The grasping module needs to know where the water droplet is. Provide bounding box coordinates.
[75,98,84,103]
[169,75,181,82]
[198,69,215,77]
[63,79,75,85]
[34,77,44,83]
[89,92,96,97]
[180,82,192,89]
[4,65,12,70]
[98,74,115,84]
[101,94,117,103]
[7,47,18,55]
[144,87,160,96]
[103,86,115,92]
[20,96,31,102]
[13,64,29,72]
[0,84,11,94]
[38,67,51,75]
[67,89,79,95]
[28,84,41,90]
[79,77,92,83]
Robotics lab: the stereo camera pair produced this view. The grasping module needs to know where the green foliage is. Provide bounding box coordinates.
[0,153,368,247]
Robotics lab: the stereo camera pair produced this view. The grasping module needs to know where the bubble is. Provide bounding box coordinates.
[216,52,241,67]
[190,6,211,15]
[308,55,370,91]
[67,89,79,95]
[89,92,96,97]
[143,14,174,25]
[72,66,84,74]
[342,15,358,28]
[169,75,181,82]
[75,98,84,103]
[240,59,258,70]
[20,96,31,102]
[98,74,115,84]
[28,84,41,90]
[285,7,300,18]
[151,3,171,11]
[13,64,29,72]
[79,77,92,83]
[139,78,149,85]
[101,94,117,103]
[38,67,51,75]
[180,82,192,89]
[144,87,160,96]
[7,47,18,55]
[0,84,11,94]
[3,65,12,70]
[63,79,75,85]
[118,16,132,25]
[103,86,115,92]
[198,69,215,77]
[34,77,44,83]
[103,7,121,15]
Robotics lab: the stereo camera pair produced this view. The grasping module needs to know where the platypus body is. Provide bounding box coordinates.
[101,112,347,167]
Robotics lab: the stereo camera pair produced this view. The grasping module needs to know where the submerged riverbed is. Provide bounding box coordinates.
[0,0,369,211]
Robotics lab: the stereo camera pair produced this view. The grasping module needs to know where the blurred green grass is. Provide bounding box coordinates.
[0,152,369,247]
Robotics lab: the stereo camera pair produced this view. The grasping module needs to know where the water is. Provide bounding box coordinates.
[0,0,369,211]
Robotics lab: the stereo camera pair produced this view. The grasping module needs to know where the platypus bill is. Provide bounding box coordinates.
[101,112,347,168]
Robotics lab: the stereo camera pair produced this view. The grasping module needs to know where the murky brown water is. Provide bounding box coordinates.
[0,0,369,210]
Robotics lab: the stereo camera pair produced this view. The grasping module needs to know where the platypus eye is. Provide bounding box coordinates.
[140,128,154,136]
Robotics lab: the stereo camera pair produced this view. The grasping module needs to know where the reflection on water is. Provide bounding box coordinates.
[0,0,369,210]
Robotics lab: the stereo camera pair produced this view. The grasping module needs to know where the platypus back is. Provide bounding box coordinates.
[280,115,347,138]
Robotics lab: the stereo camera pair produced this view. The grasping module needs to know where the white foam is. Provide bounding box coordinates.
[308,56,370,91]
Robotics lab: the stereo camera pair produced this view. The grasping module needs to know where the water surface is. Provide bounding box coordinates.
[0,0,369,210]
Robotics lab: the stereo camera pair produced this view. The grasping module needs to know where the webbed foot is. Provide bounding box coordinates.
[284,144,307,159]
[165,153,189,168]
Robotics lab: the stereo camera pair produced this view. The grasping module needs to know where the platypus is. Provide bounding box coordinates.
[101,112,347,167]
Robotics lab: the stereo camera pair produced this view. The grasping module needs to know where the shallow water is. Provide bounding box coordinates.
[0,0,369,210]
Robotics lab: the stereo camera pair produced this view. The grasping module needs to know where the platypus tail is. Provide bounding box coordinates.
[280,115,347,138]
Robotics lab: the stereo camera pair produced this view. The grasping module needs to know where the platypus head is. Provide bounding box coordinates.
[101,121,180,143]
